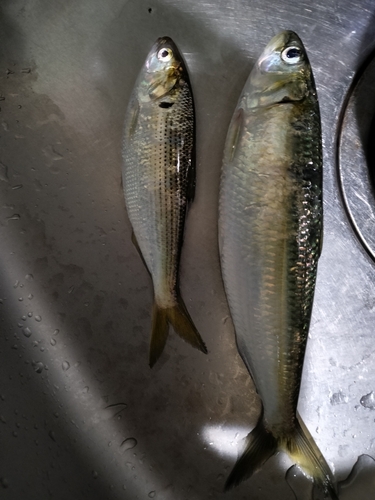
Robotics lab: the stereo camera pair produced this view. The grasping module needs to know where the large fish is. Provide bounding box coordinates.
[219,31,337,497]
[122,37,207,367]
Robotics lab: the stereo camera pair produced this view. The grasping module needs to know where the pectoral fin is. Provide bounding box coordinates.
[124,98,140,140]
[224,107,244,163]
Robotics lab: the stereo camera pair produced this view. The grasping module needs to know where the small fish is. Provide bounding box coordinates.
[219,31,337,497]
[122,37,207,367]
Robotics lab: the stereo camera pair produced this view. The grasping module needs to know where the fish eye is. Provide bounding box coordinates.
[281,46,302,64]
[157,48,173,62]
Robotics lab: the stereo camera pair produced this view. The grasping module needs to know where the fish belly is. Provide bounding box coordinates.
[220,104,312,434]
[123,102,189,308]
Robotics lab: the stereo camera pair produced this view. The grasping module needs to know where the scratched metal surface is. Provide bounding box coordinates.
[0,1,375,499]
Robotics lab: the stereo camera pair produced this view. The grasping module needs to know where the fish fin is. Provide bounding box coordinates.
[124,97,140,139]
[131,231,150,275]
[223,107,244,163]
[284,415,338,500]
[149,302,170,368]
[225,414,278,491]
[149,297,207,368]
[167,296,208,354]
[225,413,337,499]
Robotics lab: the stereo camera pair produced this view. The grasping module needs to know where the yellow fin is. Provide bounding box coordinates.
[149,297,207,368]
[225,412,338,499]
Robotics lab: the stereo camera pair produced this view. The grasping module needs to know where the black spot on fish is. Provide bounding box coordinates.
[159,102,174,109]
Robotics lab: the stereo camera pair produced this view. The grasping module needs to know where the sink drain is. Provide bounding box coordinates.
[338,50,375,260]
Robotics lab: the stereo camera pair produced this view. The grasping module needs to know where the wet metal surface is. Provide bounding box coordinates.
[338,51,375,261]
[1,1,375,499]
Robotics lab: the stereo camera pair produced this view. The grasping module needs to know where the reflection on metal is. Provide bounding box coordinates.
[202,424,250,458]
[1,0,375,499]
[338,50,375,260]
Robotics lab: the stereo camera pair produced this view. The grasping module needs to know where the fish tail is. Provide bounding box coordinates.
[149,296,207,368]
[225,413,278,491]
[284,415,338,499]
[225,413,338,499]
[149,302,170,368]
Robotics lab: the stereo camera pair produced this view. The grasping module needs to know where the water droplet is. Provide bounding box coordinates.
[83,386,89,393]
[68,286,75,294]
[39,346,45,352]
[62,361,70,371]
[21,68,31,73]
[21,315,26,321]
[53,329,59,335]
[121,437,137,451]
[25,274,34,281]
[22,327,32,338]
[108,441,112,447]
[148,491,156,498]
[18,297,23,302]
[0,477,9,488]
[50,338,56,346]
[13,280,19,288]
[12,184,23,190]
[53,412,59,418]
[35,315,42,322]
[49,430,56,441]
[92,470,98,479]
[7,214,20,221]
[32,361,44,373]
[12,431,18,437]
[27,312,33,318]
[0,395,5,401]
[330,391,348,405]
[360,392,375,410]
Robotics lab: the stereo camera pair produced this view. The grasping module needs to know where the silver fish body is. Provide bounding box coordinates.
[123,37,207,366]
[219,31,336,497]
[122,37,206,367]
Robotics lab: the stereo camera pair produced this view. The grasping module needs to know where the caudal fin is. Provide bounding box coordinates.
[286,414,338,499]
[149,297,207,368]
[225,415,277,490]
[225,413,338,499]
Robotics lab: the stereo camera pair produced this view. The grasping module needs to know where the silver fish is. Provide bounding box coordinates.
[219,31,337,498]
[122,37,207,367]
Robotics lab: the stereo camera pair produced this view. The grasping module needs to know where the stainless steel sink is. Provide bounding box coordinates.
[1,1,375,498]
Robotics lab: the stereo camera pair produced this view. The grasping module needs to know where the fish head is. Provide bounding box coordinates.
[248,31,313,108]
[142,37,187,100]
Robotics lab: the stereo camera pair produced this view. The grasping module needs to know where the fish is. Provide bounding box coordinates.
[219,31,337,498]
[122,37,207,368]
